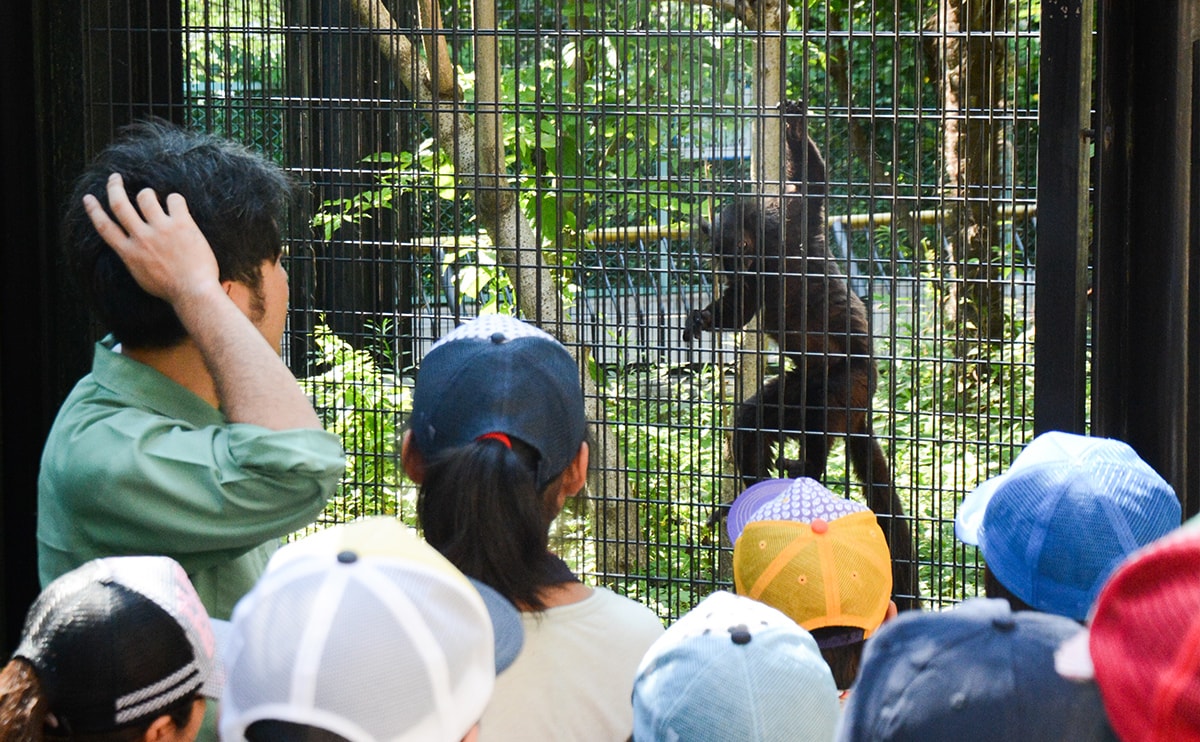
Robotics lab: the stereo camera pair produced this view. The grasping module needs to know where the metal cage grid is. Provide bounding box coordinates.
[79,0,1042,619]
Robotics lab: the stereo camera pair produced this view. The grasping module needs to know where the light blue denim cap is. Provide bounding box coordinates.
[632,591,839,742]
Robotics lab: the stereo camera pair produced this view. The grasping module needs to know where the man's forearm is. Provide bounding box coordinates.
[173,284,322,430]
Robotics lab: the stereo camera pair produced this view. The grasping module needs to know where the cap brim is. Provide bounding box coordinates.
[956,432,1103,546]
[468,579,524,673]
[204,618,231,699]
[955,476,1002,545]
[727,479,795,545]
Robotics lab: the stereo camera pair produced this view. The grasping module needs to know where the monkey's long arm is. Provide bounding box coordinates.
[683,276,761,342]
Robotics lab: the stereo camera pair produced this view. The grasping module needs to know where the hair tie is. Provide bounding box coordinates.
[476,432,513,449]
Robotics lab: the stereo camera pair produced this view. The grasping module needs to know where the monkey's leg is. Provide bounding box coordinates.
[731,373,806,485]
[774,407,829,480]
[791,372,838,481]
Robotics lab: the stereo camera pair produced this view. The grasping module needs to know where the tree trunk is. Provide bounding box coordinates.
[347,0,639,574]
[936,0,1010,342]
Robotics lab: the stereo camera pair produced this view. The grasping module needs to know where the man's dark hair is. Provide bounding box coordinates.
[982,563,1036,613]
[62,118,293,349]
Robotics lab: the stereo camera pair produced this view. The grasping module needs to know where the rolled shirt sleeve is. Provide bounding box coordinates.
[38,338,346,618]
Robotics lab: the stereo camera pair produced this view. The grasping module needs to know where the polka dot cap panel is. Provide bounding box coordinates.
[749,477,868,524]
[429,314,558,352]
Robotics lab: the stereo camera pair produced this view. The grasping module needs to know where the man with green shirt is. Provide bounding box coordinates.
[39,121,346,623]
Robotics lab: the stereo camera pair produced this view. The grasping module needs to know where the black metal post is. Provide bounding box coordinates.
[1034,0,1093,435]
[1,0,187,652]
[1092,0,1196,512]
[1,1,92,654]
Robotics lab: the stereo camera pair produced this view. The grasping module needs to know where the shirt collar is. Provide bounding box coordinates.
[92,335,226,426]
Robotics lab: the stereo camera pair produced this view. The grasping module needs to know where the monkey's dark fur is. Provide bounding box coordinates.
[684,102,919,609]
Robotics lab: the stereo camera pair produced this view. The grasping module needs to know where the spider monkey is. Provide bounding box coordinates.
[684,101,919,609]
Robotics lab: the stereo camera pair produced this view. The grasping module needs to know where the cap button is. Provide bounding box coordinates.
[337,550,358,564]
[811,518,829,534]
[490,332,506,344]
[992,615,1016,632]
[729,625,752,645]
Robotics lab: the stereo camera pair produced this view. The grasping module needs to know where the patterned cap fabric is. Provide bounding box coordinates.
[839,598,1114,742]
[1085,528,1200,742]
[219,517,523,742]
[13,556,220,734]
[730,478,892,640]
[955,431,1181,620]
[632,591,839,742]
[409,314,587,491]
[728,477,869,544]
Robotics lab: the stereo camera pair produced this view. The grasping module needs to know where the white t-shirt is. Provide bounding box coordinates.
[480,586,666,741]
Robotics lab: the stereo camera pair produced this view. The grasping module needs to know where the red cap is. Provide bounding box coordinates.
[1089,528,1200,742]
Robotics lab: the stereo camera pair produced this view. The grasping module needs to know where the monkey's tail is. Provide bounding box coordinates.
[847,433,922,611]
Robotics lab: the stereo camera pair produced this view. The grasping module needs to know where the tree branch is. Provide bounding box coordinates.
[349,0,638,571]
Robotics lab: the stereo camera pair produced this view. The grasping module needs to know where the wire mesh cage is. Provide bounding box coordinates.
[79,0,1041,618]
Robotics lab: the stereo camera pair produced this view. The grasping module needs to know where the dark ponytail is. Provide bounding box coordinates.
[418,437,563,611]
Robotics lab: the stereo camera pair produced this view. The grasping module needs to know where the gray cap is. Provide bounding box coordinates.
[838,598,1116,742]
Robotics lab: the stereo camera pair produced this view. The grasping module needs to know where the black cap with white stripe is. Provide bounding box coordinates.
[13,556,221,734]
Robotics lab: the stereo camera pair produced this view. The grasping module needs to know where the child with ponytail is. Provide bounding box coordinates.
[402,315,664,741]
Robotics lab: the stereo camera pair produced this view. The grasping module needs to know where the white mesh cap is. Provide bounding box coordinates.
[219,518,522,742]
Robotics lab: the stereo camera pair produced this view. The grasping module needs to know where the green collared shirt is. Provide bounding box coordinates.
[37,336,346,619]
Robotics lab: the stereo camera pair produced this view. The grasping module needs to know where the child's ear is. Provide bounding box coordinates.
[400,430,426,484]
[884,600,899,623]
[555,442,590,509]
[142,715,175,742]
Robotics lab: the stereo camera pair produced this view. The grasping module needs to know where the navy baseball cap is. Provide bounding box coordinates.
[409,314,587,490]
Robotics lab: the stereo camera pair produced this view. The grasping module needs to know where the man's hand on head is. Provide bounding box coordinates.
[78,165,326,433]
[82,173,225,308]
